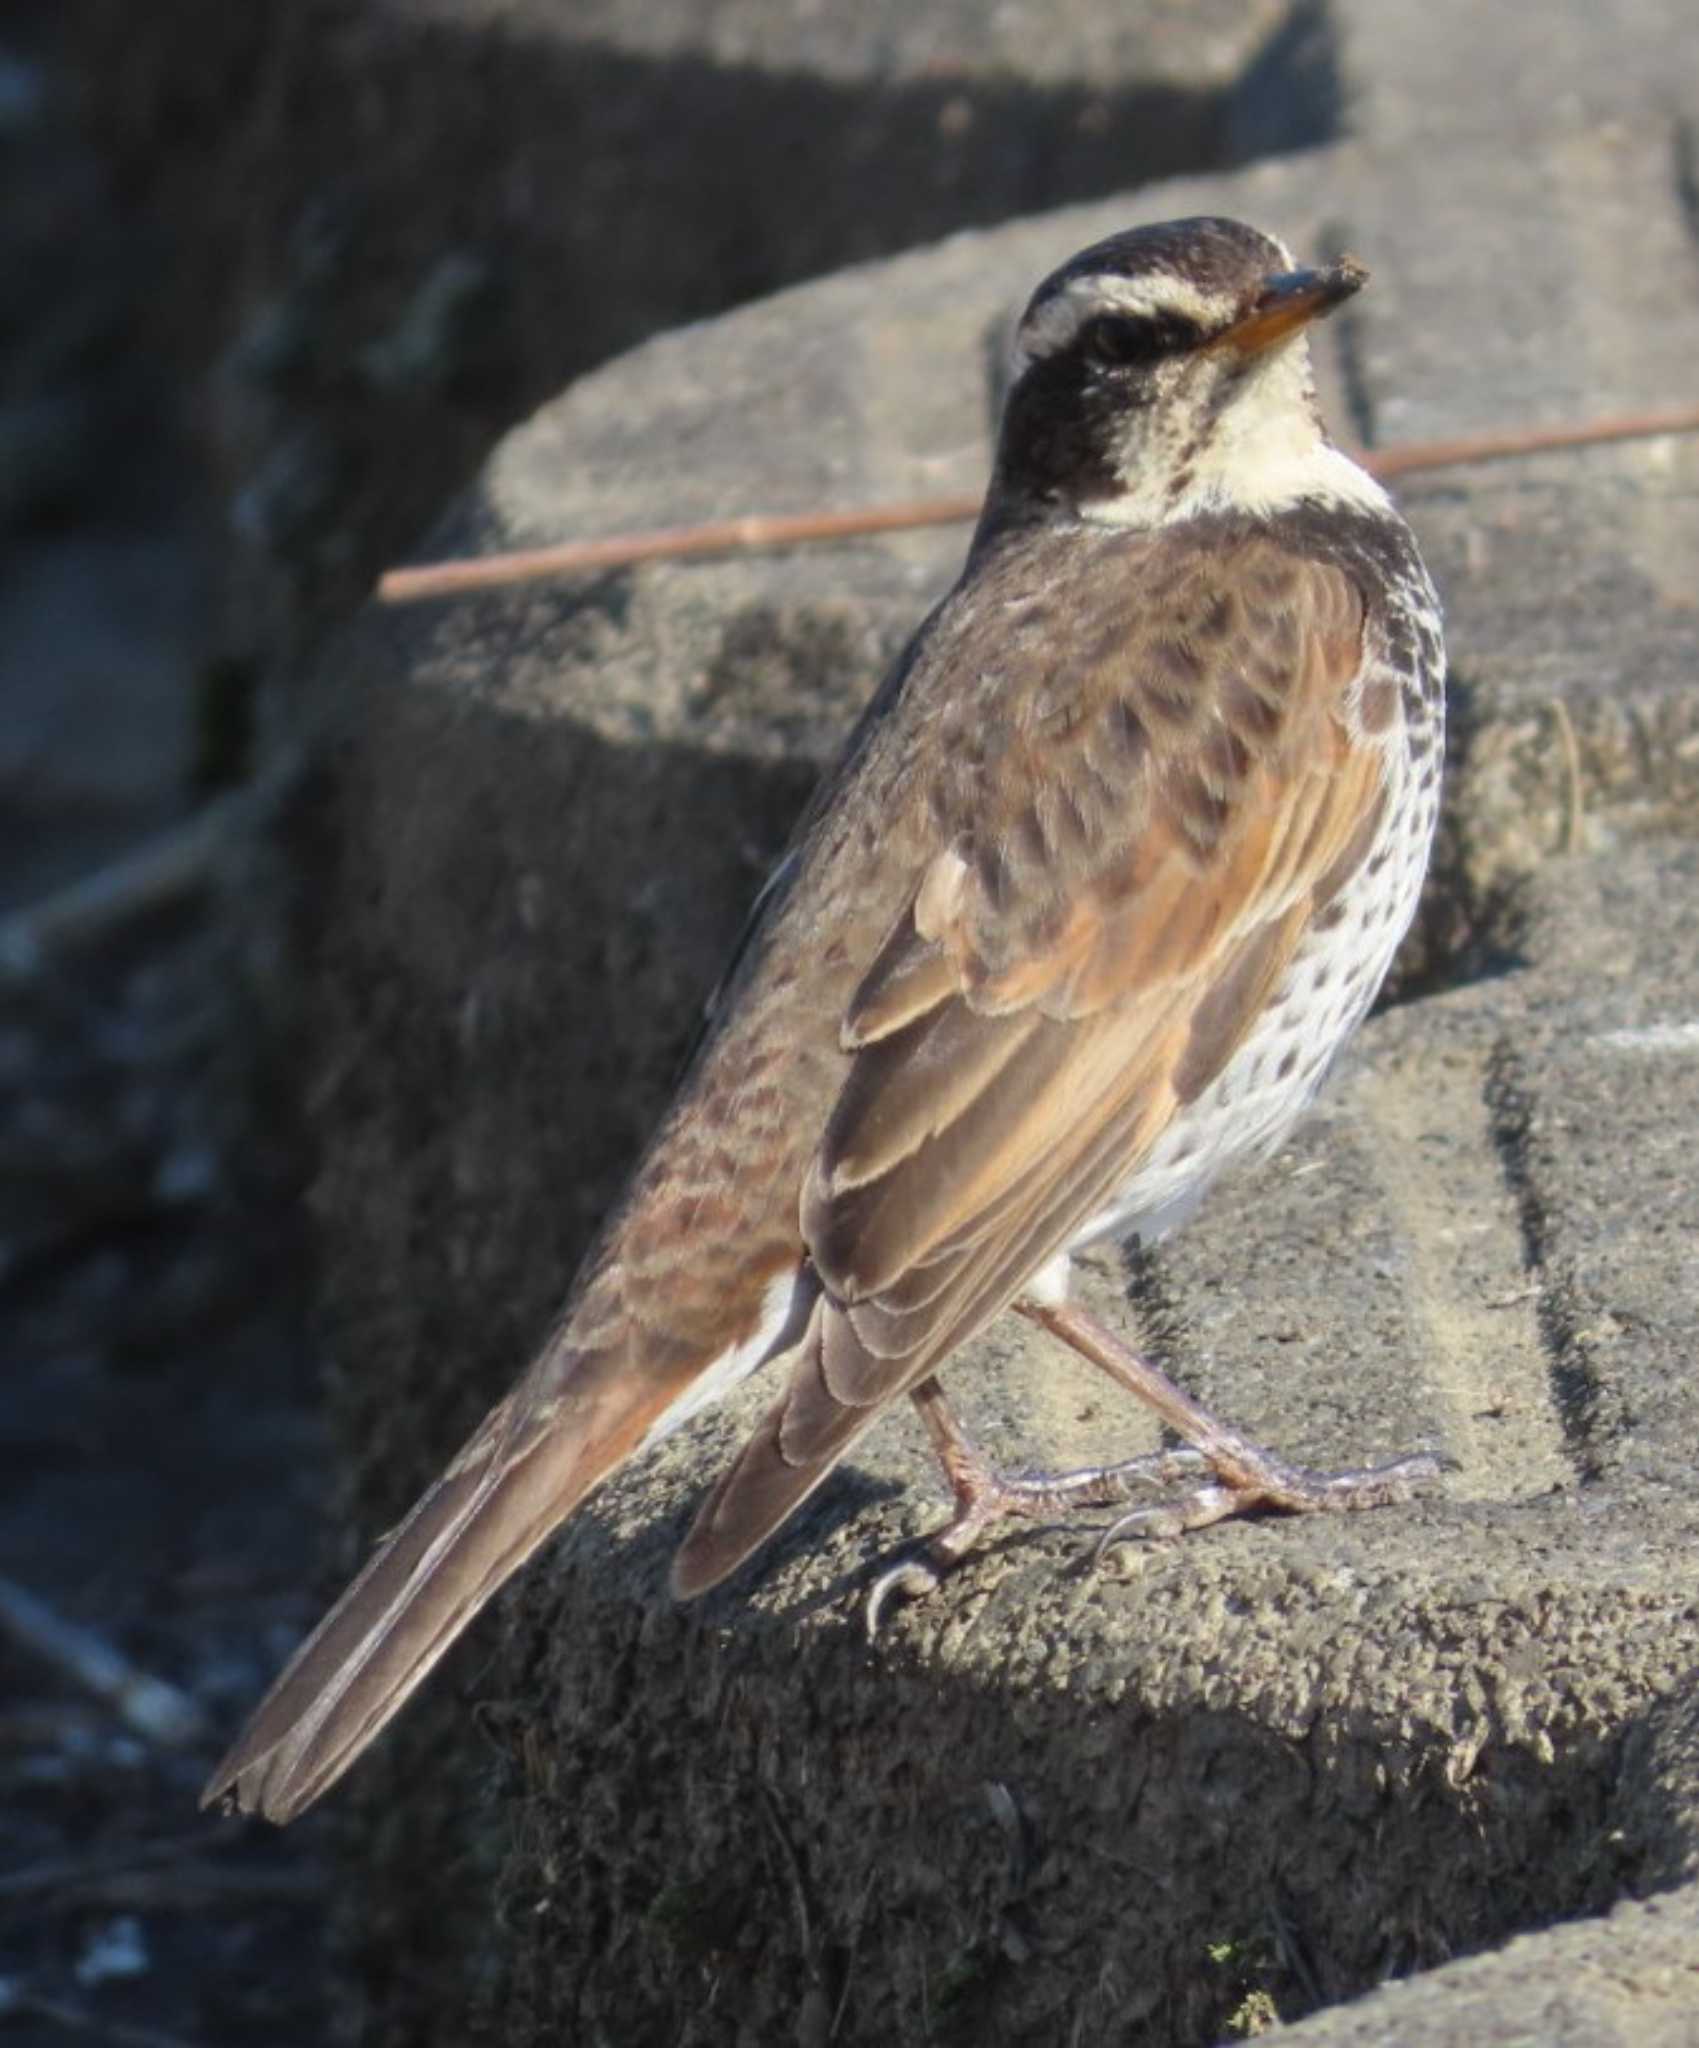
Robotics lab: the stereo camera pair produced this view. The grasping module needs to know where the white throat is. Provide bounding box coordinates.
[1089,343,1393,529]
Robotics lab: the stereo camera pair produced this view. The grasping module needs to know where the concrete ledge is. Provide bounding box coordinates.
[484,846,1699,2044]
[1276,1883,1699,2047]
[281,4,1699,2038]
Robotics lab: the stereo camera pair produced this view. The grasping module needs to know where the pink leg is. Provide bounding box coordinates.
[867,1298,1440,1632]
[1018,1297,1441,1537]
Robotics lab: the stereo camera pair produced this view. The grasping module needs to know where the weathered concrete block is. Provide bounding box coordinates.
[485,846,1699,2045]
[68,0,1291,636]
[1275,1881,1699,2046]
[277,3,1699,2037]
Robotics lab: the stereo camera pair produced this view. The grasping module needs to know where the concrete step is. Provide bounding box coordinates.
[280,2,1699,2039]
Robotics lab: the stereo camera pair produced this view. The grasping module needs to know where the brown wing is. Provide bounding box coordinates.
[672,536,1386,1594]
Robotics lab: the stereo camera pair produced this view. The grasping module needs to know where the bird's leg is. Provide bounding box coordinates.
[866,1299,1441,1635]
[1016,1296,1442,1549]
[864,1372,1213,1636]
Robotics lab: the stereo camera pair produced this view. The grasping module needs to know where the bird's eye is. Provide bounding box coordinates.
[1081,311,1200,369]
[1083,315,1163,367]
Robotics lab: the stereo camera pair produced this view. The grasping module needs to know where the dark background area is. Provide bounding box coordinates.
[0,3,1322,2039]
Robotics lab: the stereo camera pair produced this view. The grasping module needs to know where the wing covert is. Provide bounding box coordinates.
[673,533,1392,1595]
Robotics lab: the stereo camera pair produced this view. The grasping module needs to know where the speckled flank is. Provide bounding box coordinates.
[1078,518,1445,1249]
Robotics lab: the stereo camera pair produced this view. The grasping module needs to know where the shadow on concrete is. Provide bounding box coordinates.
[70,0,1338,613]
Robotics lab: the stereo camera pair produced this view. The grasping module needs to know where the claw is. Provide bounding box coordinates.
[1091,1488,1236,1562]
[864,1554,948,1640]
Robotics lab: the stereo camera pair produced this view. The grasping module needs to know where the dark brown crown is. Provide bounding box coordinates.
[1021,217,1292,327]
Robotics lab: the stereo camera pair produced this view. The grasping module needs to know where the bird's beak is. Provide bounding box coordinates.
[1214,257,1368,357]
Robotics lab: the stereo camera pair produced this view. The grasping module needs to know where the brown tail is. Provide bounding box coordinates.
[200,1340,673,1823]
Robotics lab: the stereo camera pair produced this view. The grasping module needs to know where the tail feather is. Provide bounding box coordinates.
[201,1349,663,1823]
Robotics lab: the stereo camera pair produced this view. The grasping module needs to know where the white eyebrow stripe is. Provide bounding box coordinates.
[1011,271,1230,372]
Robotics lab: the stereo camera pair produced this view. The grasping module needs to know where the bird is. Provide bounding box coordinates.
[204,215,1446,1824]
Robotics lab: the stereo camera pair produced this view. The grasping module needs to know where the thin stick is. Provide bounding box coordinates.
[0,1839,214,1902]
[375,402,1699,607]
[0,799,245,974]
[0,1992,206,2048]
[0,1574,206,1747]
[1369,403,1699,480]
[0,760,297,974]
[378,496,983,604]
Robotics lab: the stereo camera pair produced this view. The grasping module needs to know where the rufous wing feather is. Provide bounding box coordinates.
[673,540,1389,1595]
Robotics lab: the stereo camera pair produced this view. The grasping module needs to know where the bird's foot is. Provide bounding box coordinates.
[866,1433,1441,1630]
[1008,1295,1443,1560]
[865,1379,1214,1637]
[866,1299,1446,1630]
[1090,1444,1443,1561]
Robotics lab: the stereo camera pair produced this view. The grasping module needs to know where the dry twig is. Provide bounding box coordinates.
[0,1990,205,2048]
[0,760,298,979]
[375,402,1699,607]
[0,1575,206,1748]
[1547,697,1587,854]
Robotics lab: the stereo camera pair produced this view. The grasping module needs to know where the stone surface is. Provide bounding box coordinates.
[67,0,1289,636]
[267,1,1699,2041]
[436,0,1287,91]
[1340,82,1699,958]
[1618,1673,1699,1898]
[484,848,1699,2046]
[1276,1884,1699,2046]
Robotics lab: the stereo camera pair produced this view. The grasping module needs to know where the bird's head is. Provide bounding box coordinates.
[991,216,1379,532]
